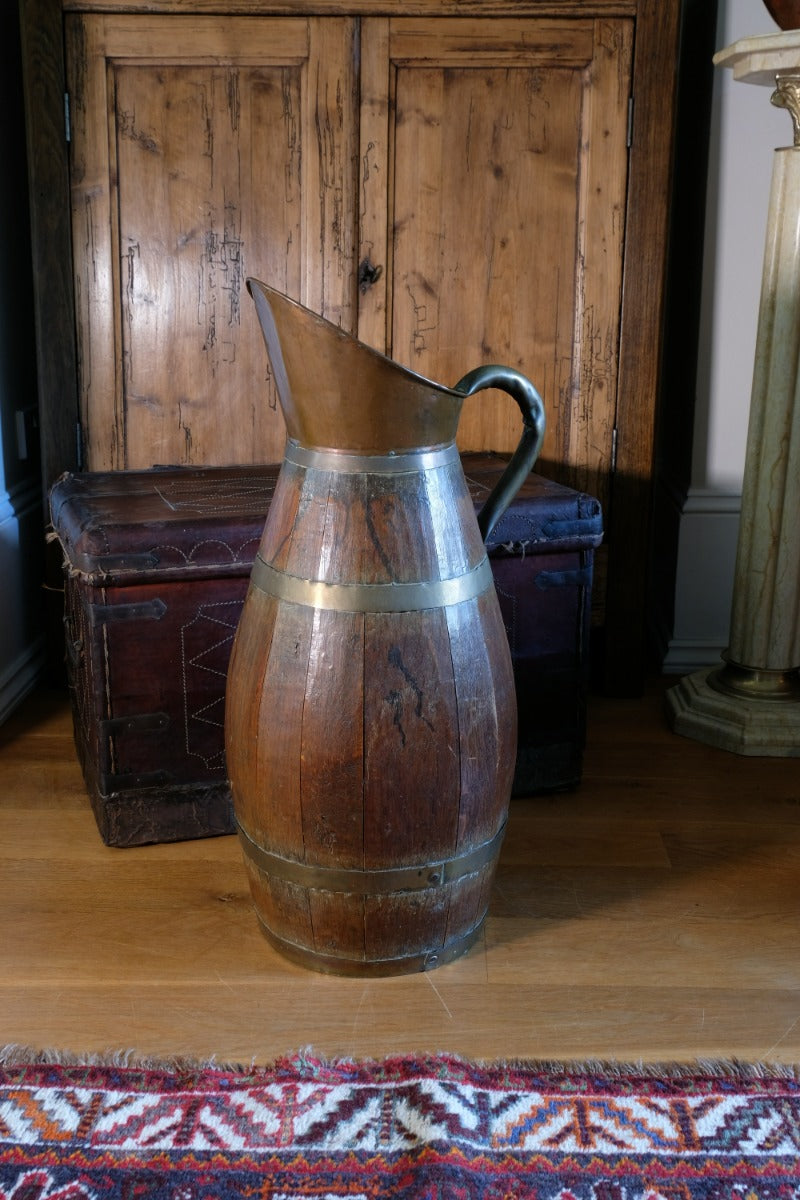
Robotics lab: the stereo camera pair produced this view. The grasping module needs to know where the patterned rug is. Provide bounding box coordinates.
[1,1049,799,1199]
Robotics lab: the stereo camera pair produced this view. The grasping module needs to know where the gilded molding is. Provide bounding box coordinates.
[771,72,800,145]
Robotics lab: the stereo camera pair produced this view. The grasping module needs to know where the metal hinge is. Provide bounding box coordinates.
[64,92,71,143]
[611,427,618,473]
[627,96,634,148]
[89,598,167,626]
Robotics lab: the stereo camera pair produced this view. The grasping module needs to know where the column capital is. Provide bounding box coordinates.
[715,32,800,145]
[714,31,800,85]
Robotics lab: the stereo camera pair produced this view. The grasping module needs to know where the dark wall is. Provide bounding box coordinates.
[650,0,720,662]
[0,3,46,719]
[1,2,39,494]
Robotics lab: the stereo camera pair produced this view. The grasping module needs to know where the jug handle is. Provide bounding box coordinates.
[453,365,546,542]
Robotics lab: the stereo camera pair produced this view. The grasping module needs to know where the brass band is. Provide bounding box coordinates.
[237,819,506,895]
[254,913,486,976]
[708,660,800,702]
[251,554,494,613]
[283,439,460,475]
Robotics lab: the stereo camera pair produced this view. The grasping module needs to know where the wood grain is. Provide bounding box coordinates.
[446,590,516,847]
[65,13,359,470]
[63,0,639,14]
[3,679,800,1063]
[363,609,461,867]
[225,452,516,970]
[357,17,391,351]
[602,0,683,694]
[299,608,365,869]
[381,16,630,525]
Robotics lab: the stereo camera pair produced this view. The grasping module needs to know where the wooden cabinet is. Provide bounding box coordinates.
[21,0,685,693]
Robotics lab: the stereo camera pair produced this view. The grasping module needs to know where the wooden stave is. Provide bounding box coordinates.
[225,450,516,973]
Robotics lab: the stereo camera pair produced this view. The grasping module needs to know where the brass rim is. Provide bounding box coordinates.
[708,661,800,702]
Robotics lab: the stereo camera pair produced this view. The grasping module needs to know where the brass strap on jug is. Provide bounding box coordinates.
[250,555,494,613]
[236,819,507,895]
[256,913,486,976]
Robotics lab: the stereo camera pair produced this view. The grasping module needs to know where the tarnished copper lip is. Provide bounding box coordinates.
[283,439,460,474]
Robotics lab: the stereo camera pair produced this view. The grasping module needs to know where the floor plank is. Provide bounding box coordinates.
[1,682,799,1065]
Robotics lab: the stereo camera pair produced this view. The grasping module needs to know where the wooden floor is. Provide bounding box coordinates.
[1,679,799,1067]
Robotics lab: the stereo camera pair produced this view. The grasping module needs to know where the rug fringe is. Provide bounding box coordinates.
[1,1043,798,1080]
[0,1044,253,1073]
[498,1054,800,1081]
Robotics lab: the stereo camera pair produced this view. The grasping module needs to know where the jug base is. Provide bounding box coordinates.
[255,913,485,977]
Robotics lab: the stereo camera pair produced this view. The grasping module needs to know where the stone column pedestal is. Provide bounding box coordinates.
[666,32,800,756]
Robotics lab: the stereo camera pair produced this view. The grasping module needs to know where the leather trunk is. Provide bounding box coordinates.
[49,454,602,846]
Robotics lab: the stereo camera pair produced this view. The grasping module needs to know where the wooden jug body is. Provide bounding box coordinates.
[225,281,545,975]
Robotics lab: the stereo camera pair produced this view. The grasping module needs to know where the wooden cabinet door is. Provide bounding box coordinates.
[358,17,632,521]
[65,14,358,470]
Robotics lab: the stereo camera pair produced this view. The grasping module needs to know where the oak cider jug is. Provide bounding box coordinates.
[225,280,545,975]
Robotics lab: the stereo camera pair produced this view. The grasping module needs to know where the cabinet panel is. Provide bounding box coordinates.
[359,17,632,519]
[66,14,358,470]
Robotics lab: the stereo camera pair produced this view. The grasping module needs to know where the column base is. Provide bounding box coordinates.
[665,667,800,756]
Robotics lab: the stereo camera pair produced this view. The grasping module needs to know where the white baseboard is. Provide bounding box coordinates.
[0,475,42,526]
[663,486,741,672]
[662,639,726,675]
[0,475,46,723]
[0,637,46,724]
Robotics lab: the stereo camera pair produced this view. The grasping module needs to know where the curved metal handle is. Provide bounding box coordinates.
[454,365,546,541]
